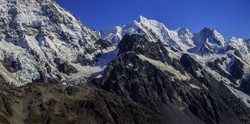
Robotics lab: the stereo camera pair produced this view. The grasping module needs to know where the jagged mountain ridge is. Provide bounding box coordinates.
[0,0,115,86]
[100,16,249,57]
[100,16,250,106]
[92,34,250,124]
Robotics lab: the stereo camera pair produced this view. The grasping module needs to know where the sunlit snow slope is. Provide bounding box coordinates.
[0,0,115,86]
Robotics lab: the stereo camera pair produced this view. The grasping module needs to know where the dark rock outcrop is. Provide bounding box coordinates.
[240,78,250,94]
[95,39,113,50]
[207,57,236,83]
[73,55,94,66]
[54,58,77,75]
[226,45,236,51]
[230,58,244,79]
[118,34,171,63]
[2,57,20,73]
[118,34,185,73]
[234,49,243,59]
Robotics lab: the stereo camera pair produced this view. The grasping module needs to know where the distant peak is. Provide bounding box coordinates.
[139,16,149,23]
[212,29,218,33]
[178,27,187,30]
[176,27,189,32]
[201,27,212,33]
[212,29,221,35]
[199,27,213,36]
[211,29,224,38]
[230,36,237,40]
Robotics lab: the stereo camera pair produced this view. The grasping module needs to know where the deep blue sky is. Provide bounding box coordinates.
[56,0,250,39]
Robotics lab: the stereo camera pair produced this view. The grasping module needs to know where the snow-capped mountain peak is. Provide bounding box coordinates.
[230,36,237,41]
[138,16,168,31]
[0,0,114,86]
[100,16,185,50]
[196,28,225,45]
[211,29,226,46]
[139,15,148,23]
[197,27,213,40]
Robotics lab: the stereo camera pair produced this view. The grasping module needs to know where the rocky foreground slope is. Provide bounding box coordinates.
[0,83,163,124]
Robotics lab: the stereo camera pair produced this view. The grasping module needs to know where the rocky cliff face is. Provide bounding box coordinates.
[0,0,115,86]
[92,34,250,124]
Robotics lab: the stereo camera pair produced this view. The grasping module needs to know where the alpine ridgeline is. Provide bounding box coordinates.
[100,16,250,109]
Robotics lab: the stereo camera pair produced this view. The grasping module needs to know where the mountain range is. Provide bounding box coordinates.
[0,0,249,123]
[100,16,250,109]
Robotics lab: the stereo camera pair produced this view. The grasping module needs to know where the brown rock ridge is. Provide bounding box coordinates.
[0,83,163,124]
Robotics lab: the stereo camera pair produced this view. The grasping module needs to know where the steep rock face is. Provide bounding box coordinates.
[0,83,163,124]
[92,34,250,124]
[207,57,236,83]
[0,0,114,86]
[118,34,172,64]
[230,58,244,79]
[240,77,250,94]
